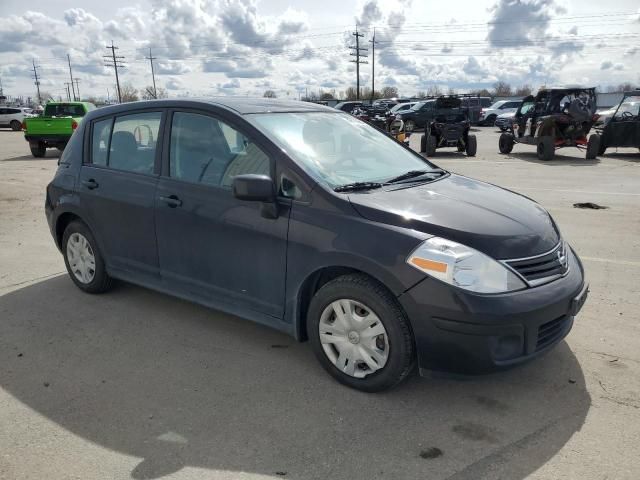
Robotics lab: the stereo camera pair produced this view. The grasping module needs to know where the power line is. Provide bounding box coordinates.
[104,41,125,103]
[145,47,158,99]
[349,26,368,100]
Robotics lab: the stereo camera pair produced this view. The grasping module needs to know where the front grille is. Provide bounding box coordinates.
[505,242,568,286]
[536,315,570,351]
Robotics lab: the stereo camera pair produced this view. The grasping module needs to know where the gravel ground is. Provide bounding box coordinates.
[1,126,639,480]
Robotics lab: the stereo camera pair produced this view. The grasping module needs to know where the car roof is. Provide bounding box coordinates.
[92,97,337,116]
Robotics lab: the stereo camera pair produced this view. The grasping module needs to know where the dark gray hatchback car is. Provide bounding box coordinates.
[46,98,588,391]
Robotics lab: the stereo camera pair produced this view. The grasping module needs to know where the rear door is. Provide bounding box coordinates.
[0,108,7,126]
[78,110,165,283]
[154,108,290,319]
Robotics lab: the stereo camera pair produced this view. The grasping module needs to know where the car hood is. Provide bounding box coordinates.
[348,174,560,260]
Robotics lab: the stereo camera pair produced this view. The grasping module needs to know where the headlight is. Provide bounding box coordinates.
[407,237,526,293]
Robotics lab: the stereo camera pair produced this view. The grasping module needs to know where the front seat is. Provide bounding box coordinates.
[109,131,138,171]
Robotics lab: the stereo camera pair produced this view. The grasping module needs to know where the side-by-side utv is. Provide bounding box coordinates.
[593,90,640,155]
[498,87,600,160]
[417,96,477,157]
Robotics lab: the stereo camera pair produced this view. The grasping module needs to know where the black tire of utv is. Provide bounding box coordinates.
[29,142,46,158]
[465,134,477,157]
[498,133,514,154]
[537,136,555,161]
[62,220,114,294]
[420,134,427,153]
[10,120,22,131]
[307,274,415,392]
[586,134,600,160]
[426,135,437,156]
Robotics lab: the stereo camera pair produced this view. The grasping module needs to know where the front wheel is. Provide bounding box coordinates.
[537,136,555,161]
[586,134,600,160]
[29,142,46,158]
[426,134,437,156]
[307,274,415,392]
[499,133,514,154]
[62,220,113,294]
[466,134,477,156]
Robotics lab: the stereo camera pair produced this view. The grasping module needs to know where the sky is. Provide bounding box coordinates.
[1,0,639,101]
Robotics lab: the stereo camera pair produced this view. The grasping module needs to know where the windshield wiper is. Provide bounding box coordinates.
[334,181,383,193]
[385,169,446,184]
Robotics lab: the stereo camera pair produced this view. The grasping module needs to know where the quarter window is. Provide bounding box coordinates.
[169,112,270,187]
[91,118,112,166]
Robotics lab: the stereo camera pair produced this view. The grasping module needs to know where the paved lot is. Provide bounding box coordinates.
[1,126,639,480]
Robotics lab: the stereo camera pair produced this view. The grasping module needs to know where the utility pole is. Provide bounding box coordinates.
[31,59,42,105]
[349,26,368,100]
[73,79,81,101]
[369,28,377,101]
[64,83,72,101]
[67,54,77,101]
[145,47,158,99]
[104,41,125,103]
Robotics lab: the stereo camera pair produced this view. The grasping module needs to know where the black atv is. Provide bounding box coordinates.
[592,89,640,155]
[418,96,477,157]
[498,87,600,161]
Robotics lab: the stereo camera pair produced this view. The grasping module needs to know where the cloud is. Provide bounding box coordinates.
[487,0,555,48]
[600,61,623,71]
[165,77,183,90]
[155,61,192,75]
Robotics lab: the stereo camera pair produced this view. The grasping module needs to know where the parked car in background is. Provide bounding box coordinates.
[334,101,363,114]
[23,101,95,157]
[494,111,516,131]
[0,106,31,131]
[45,98,587,392]
[593,90,640,155]
[389,102,417,114]
[479,100,522,126]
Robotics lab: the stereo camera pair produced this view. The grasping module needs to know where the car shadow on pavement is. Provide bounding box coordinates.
[0,276,591,480]
[504,151,601,166]
[0,153,60,162]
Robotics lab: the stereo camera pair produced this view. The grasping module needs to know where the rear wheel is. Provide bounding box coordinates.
[10,120,22,131]
[586,134,600,160]
[465,134,477,157]
[404,120,416,132]
[62,221,113,294]
[307,274,415,392]
[537,136,555,161]
[29,142,46,158]
[499,133,514,154]
[484,114,496,126]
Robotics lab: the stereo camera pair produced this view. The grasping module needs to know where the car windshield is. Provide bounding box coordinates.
[614,97,640,119]
[410,102,425,111]
[248,112,439,189]
[391,103,413,113]
[488,101,506,110]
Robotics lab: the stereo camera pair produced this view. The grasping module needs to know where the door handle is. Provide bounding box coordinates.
[158,195,182,208]
[81,179,99,190]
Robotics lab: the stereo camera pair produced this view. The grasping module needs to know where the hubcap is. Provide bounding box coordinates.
[318,299,389,379]
[66,233,96,284]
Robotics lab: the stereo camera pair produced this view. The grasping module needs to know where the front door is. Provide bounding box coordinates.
[155,109,290,319]
[79,111,164,282]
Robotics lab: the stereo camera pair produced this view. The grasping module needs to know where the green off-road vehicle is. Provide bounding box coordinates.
[23,101,95,157]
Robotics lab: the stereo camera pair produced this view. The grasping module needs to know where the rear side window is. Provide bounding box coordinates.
[91,118,112,166]
[109,112,162,175]
[481,98,492,107]
[8,108,22,114]
[169,112,270,188]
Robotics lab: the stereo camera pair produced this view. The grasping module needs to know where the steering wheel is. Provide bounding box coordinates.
[621,111,633,119]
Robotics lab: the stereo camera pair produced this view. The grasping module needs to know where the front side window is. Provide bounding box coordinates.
[614,97,640,120]
[169,112,270,187]
[248,112,438,189]
[109,112,162,174]
[91,118,112,166]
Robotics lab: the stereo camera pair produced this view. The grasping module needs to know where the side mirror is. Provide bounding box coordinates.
[232,174,275,202]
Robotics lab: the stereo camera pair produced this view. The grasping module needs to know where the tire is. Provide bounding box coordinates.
[10,120,22,131]
[420,134,427,153]
[498,133,514,154]
[62,220,113,294]
[465,134,477,157]
[307,274,415,392]
[404,120,416,132]
[426,134,437,156]
[484,114,496,126]
[29,142,46,158]
[586,134,600,160]
[537,136,555,161]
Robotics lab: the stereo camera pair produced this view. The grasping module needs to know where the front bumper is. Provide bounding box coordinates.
[398,247,587,376]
